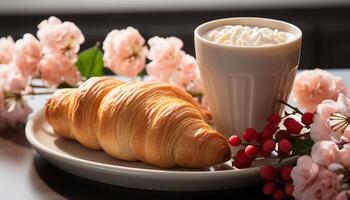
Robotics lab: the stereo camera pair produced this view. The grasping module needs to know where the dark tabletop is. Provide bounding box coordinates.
[3,69,349,200]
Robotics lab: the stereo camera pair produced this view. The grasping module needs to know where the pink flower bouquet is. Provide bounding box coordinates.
[0,16,206,128]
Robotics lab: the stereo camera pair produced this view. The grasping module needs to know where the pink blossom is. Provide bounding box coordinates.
[147,54,200,90]
[38,54,62,87]
[299,168,342,200]
[311,141,341,166]
[103,27,148,77]
[0,36,15,64]
[39,53,80,87]
[336,190,350,200]
[146,36,201,91]
[59,58,81,86]
[146,37,183,83]
[146,60,177,83]
[168,55,198,88]
[292,155,342,200]
[0,64,29,94]
[291,155,320,197]
[147,36,184,65]
[14,33,42,76]
[37,16,84,61]
[339,144,350,167]
[186,66,204,94]
[310,93,350,142]
[291,69,348,112]
[1,98,32,127]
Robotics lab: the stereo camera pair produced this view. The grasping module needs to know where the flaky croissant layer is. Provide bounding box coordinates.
[45,77,231,168]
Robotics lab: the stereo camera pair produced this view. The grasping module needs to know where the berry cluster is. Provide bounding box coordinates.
[227,101,315,199]
[260,165,294,200]
[229,108,314,169]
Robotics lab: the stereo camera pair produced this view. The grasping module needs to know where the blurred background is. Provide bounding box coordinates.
[0,0,350,69]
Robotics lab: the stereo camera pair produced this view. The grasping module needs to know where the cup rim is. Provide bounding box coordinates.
[194,17,302,49]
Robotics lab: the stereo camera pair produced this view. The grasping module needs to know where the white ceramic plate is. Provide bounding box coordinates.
[26,109,295,191]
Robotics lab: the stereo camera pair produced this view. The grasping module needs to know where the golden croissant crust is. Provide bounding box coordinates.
[45,77,231,168]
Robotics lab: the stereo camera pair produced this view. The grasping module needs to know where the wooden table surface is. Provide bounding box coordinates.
[1,69,349,200]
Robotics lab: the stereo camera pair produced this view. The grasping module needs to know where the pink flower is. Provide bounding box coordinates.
[0,64,29,94]
[291,155,320,197]
[186,66,204,94]
[0,36,15,64]
[38,54,62,87]
[147,54,200,90]
[146,36,202,91]
[147,36,184,65]
[292,155,342,200]
[311,141,341,166]
[336,190,350,200]
[146,37,183,83]
[14,33,42,76]
[1,98,32,127]
[146,60,176,83]
[37,16,84,62]
[310,93,350,142]
[339,144,350,167]
[299,168,342,200]
[59,57,81,86]
[291,69,348,112]
[103,27,148,77]
[39,53,81,87]
[169,55,198,88]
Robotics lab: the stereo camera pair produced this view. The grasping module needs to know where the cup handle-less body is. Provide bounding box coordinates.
[194,17,302,138]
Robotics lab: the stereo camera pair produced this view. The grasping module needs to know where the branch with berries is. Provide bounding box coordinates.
[229,100,314,169]
[228,88,350,200]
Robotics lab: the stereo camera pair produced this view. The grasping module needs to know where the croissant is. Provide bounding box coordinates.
[45,77,231,168]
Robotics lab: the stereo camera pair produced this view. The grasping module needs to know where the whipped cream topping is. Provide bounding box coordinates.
[204,25,293,47]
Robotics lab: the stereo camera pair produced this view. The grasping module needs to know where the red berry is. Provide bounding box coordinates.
[283,118,294,127]
[278,139,292,155]
[280,166,293,181]
[260,165,276,181]
[285,183,294,197]
[262,181,277,196]
[273,189,286,200]
[268,114,281,124]
[244,145,258,159]
[284,118,303,135]
[262,140,275,155]
[243,128,258,142]
[260,128,274,142]
[258,147,271,157]
[266,123,278,132]
[302,112,314,126]
[275,130,289,140]
[229,135,241,146]
[234,149,253,169]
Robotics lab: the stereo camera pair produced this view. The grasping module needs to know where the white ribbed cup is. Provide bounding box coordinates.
[194,17,302,138]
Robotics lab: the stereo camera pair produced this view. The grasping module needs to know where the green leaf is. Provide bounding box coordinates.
[76,44,104,79]
[137,68,148,79]
[292,138,314,155]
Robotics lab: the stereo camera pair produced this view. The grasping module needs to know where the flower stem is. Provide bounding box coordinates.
[23,91,54,96]
[278,99,304,115]
[29,83,47,88]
